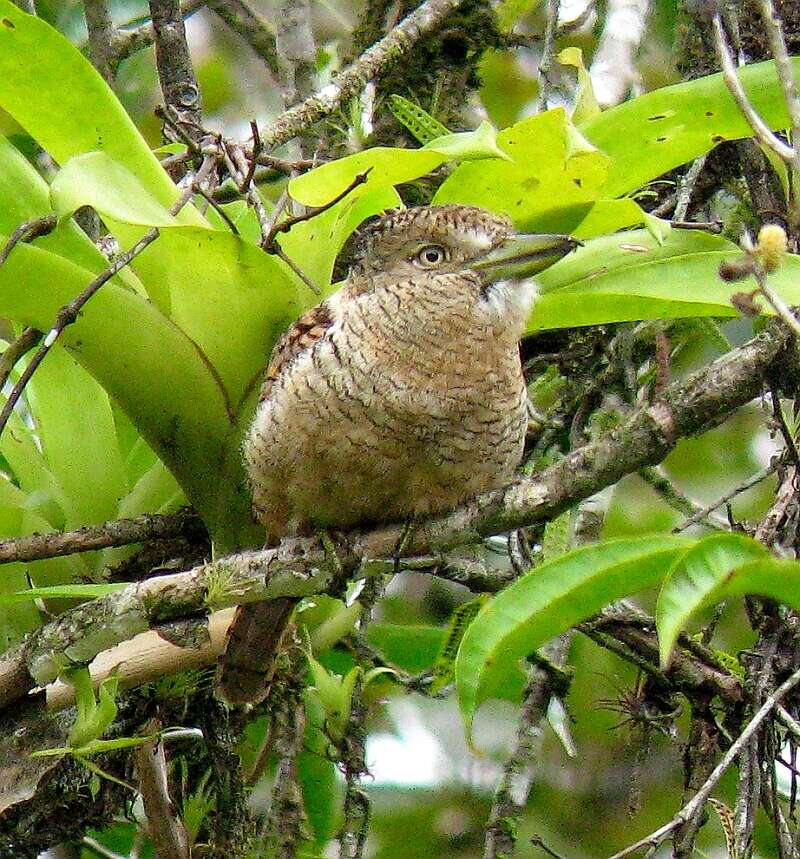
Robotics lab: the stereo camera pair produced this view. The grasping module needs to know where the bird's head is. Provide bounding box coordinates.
[345,204,578,336]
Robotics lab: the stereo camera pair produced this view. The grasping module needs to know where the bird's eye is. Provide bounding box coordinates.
[415,245,447,267]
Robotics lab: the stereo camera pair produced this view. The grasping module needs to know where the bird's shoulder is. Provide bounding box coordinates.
[260,301,335,403]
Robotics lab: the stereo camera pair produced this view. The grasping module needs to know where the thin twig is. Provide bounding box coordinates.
[0,213,57,266]
[673,462,779,532]
[753,265,800,339]
[639,465,728,530]
[135,720,191,859]
[258,0,466,150]
[264,168,372,248]
[606,664,800,859]
[204,0,279,75]
[0,327,43,393]
[754,0,800,180]
[673,156,707,222]
[150,0,204,143]
[0,510,204,565]
[712,15,794,163]
[536,0,560,111]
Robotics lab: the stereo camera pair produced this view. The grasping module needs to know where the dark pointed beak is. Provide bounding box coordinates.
[472,234,581,285]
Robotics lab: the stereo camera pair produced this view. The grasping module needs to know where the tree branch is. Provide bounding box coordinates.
[0,318,791,712]
[257,0,467,150]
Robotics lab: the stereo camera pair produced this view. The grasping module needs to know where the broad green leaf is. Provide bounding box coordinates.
[0,0,199,218]
[280,185,402,290]
[135,227,307,409]
[720,557,800,606]
[300,691,339,848]
[655,532,768,667]
[0,239,255,546]
[496,0,544,30]
[367,623,445,674]
[0,396,66,523]
[433,108,610,233]
[572,196,671,243]
[288,147,446,207]
[423,120,511,161]
[0,582,127,604]
[26,344,127,531]
[0,135,135,279]
[528,229,800,331]
[580,58,800,197]
[50,153,183,229]
[455,535,689,733]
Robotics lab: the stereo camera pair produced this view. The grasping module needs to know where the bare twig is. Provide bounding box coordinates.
[673,462,779,532]
[150,0,204,142]
[84,0,117,83]
[536,0,560,111]
[483,636,572,859]
[135,721,191,859]
[205,0,279,75]
[0,213,57,266]
[264,168,372,249]
[753,265,800,338]
[606,664,800,859]
[258,0,466,150]
[0,327,42,393]
[0,510,204,565]
[673,156,707,223]
[639,465,728,530]
[712,15,794,163]
[754,0,800,180]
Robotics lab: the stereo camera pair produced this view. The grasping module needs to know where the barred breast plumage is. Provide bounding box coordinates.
[217,204,577,705]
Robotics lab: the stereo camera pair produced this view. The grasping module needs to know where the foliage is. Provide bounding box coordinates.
[1,0,800,856]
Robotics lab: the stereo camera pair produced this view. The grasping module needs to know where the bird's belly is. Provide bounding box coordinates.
[245,353,527,534]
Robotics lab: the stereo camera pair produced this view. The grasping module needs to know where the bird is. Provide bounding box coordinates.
[216,203,578,706]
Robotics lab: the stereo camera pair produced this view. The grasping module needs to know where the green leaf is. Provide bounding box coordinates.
[655,532,768,667]
[0,135,135,280]
[455,535,689,734]
[433,108,610,233]
[0,0,196,217]
[0,239,255,545]
[289,147,446,208]
[387,95,450,144]
[423,120,511,161]
[557,48,601,124]
[367,623,445,674]
[26,344,127,530]
[580,58,800,197]
[528,229,800,332]
[50,152,182,228]
[0,582,127,605]
[430,597,489,694]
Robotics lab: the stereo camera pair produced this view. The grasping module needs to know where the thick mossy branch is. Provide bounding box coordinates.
[0,319,794,713]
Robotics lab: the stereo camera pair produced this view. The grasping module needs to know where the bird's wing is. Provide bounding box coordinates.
[259,301,334,402]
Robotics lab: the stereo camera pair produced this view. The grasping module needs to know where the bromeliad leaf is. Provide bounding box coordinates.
[655,532,768,667]
[455,535,689,734]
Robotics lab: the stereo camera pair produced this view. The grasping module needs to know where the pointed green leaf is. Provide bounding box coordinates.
[530,230,800,331]
[655,532,768,667]
[455,535,689,734]
[581,58,800,197]
[433,108,610,233]
[387,95,450,144]
[423,120,511,161]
